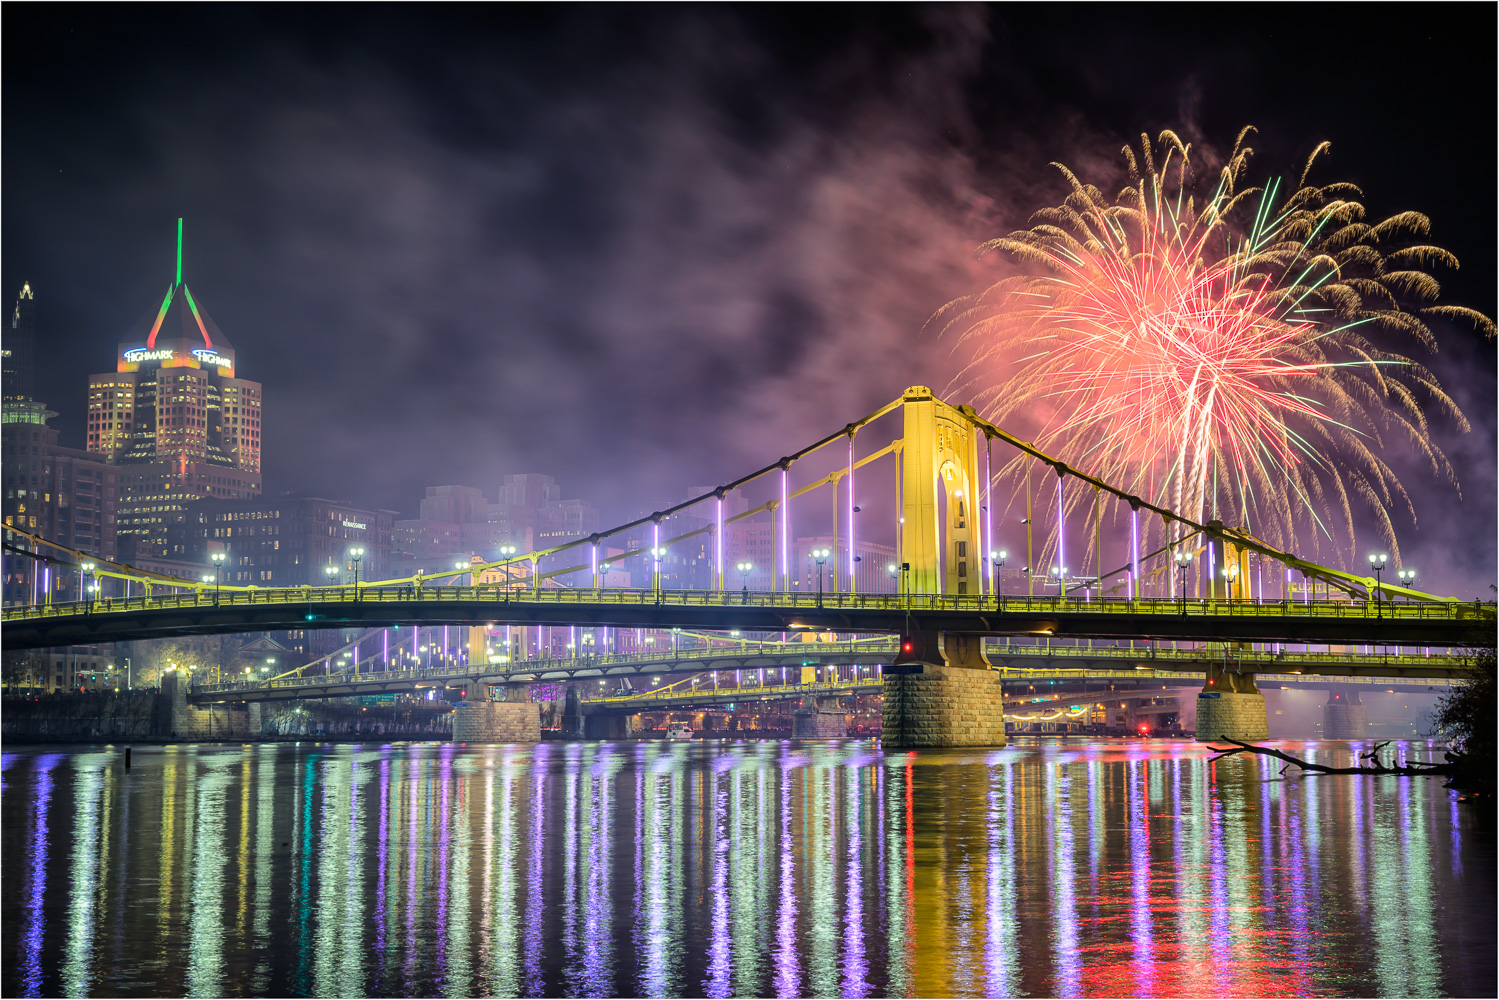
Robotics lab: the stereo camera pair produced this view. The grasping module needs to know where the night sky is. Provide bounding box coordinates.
[4,5,1494,595]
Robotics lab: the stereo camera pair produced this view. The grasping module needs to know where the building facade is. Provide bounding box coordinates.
[185,494,395,588]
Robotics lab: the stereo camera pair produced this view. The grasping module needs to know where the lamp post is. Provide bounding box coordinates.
[991,550,1007,607]
[811,547,831,607]
[210,550,226,605]
[1368,552,1387,618]
[79,561,99,610]
[1398,567,1417,601]
[1050,564,1067,601]
[499,544,517,599]
[348,546,365,598]
[1221,562,1239,602]
[650,546,668,603]
[736,561,753,604]
[1174,549,1194,617]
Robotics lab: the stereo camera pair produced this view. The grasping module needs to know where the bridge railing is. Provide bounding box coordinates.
[5,585,1493,622]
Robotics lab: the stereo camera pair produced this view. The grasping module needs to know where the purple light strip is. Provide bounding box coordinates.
[716,497,723,593]
[780,469,789,593]
[983,434,993,597]
[848,435,856,589]
[1056,477,1066,575]
[1130,509,1139,600]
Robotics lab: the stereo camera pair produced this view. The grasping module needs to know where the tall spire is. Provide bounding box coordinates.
[175,218,183,287]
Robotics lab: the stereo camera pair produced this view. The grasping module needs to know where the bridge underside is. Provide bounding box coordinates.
[5,597,1483,650]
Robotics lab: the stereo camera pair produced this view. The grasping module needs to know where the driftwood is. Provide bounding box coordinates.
[1207,737,1454,777]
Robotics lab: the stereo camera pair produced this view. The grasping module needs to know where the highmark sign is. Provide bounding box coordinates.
[123,347,175,364]
[121,346,233,372]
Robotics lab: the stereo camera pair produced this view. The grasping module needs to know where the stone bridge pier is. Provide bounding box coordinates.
[560,684,586,738]
[1321,687,1369,740]
[792,695,848,738]
[882,632,1007,748]
[162,672,261,740]
[1195,659,1269,742]
[451,682,540,743]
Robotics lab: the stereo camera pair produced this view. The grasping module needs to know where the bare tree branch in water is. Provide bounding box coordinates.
[1207,737,1453,777]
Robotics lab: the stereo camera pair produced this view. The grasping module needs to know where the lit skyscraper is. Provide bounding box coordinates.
[88,220,263,551]
[3,281,37,404]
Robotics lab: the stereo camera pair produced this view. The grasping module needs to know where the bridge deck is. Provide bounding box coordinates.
[5,586,1492,649]
[185,639,1475,704]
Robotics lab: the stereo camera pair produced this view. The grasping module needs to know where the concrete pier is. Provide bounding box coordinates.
[792,696,848,738]
[452,684,540,743]
[1195,659,1268,742]
[882,632,1007,748]
[1321,688,1369,740]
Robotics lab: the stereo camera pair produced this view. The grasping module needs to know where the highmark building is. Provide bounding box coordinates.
[88,221,263,553]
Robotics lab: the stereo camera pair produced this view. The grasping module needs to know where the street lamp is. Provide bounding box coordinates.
[1368,552,1387,618]
[210,551,226,605]
[325,564,339,589]
[650,546,668,602]
[1050,565,1067,601]
[80,561,96,603]
[991,550,1007,607]
[499,544,517,598]
[1221,562,1239,602]
[736,561,753,604]
[348,546,365,596]
[1398,567,1417,601]
[1174,549,1195,617]
[811,547,831,607]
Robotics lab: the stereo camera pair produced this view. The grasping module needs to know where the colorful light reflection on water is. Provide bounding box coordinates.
[0,739,1492,998]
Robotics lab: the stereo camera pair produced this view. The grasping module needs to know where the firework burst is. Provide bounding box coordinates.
[938,127,1493,568]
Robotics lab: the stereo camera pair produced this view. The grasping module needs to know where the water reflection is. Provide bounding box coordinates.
[1,739,1492,998]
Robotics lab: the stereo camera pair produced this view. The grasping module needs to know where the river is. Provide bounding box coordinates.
[1,739,1492,998]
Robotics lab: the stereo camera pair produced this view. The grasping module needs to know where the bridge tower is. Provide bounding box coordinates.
[884,387,1008,748]
[898,386,983,597]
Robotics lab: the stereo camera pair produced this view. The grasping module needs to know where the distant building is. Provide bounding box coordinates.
[3,281,36,405]
[723,517,771,591]
[1,283,121,688]
[3,398,119,607]
[793,535,898,595]
[184,494,395,588]
[89,221,262,554]
[392,475,599,582]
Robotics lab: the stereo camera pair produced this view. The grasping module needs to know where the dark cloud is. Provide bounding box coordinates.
[4,5,1493,595]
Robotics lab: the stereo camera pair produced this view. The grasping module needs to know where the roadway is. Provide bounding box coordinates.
[4,584,1492,649]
